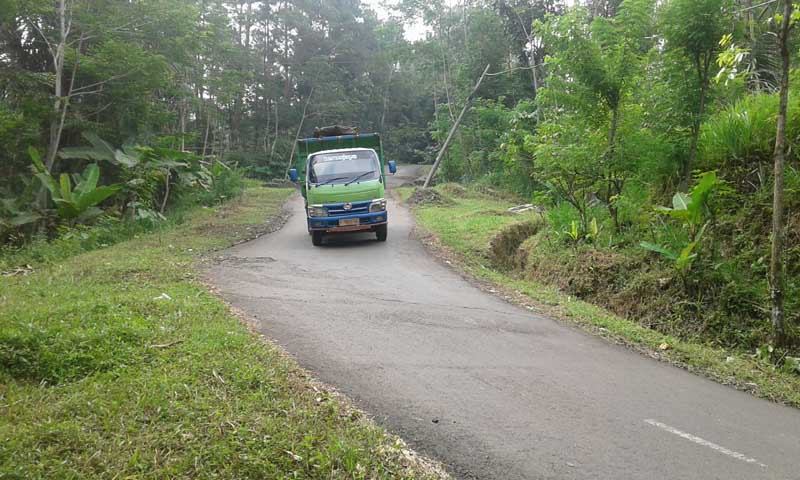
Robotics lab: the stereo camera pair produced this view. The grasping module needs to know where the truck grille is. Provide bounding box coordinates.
[326,201,371,216]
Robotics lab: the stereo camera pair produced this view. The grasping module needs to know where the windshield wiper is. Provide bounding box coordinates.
[314,176,349,187]
[344,172,375,186]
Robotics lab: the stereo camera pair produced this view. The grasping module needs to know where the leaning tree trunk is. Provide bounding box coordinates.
[424,64,491,188]
[770,0,792,348]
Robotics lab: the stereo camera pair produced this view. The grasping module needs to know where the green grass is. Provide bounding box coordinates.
[0,186,445,479]
[395,186,416,203]
[417,199,531,255]
[407,185,800,408]
[398,184,539,260]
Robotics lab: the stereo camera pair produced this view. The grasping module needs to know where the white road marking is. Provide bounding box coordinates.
[644,419,767,468]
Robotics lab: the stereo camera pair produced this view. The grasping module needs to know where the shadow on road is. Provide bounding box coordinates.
[316,231,386,248]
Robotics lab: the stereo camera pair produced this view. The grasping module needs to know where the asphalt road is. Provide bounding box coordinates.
[209,166,800,479]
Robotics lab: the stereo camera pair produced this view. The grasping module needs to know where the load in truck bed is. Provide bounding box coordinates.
[313,125,358,137]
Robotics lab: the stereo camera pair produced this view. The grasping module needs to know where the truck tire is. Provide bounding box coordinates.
[375,224,388,242]
[312,231,324,246]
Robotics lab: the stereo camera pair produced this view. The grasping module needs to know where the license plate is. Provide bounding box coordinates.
[339,218,359,226]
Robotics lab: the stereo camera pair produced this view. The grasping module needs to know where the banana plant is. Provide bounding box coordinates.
[56,133,234,217]
[1,173,44,233]
[641,223,708,272]
[654,171,718,236]
[31,148,120,223]
[0,196,42,242]
[586,217,600,243]
[58,132,140,168]
[565,220,580,242]
[60,138,174,219]
[0,198,41,227]
[640,171,720,272]
[562,217,600,247]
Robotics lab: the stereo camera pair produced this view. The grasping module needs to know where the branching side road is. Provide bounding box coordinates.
[209,166,800,480]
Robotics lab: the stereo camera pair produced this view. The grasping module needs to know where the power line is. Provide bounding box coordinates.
[738,0,778,12]
[485,63,544,77]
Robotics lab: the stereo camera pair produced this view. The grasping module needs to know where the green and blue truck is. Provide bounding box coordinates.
[289,131,396,246]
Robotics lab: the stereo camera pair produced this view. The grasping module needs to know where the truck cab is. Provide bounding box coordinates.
[289,132,396,246]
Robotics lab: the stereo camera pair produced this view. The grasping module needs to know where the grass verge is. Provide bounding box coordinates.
[1,185,447,479]
[399,185,800,408]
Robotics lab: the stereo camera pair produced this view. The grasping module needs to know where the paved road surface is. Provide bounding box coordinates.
[209,166,800,479]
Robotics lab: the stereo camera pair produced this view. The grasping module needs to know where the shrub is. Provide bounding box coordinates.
[189,165,245,207]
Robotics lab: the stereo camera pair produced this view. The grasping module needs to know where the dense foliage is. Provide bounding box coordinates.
[408,0,799,353]
[2,0,798,353]
[1,0,433,244]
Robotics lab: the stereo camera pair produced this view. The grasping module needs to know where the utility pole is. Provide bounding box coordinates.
[423,64,491,188]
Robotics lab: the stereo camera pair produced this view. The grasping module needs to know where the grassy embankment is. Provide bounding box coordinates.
[398,184,800,408]
[1,184,446,479]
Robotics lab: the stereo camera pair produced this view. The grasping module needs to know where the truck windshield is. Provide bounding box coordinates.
[309,150,380,185]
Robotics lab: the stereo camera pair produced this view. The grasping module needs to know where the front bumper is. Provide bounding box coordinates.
[307,211,388,232]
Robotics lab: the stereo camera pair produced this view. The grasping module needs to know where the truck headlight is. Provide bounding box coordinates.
[369,198,387,213]
[308,205,326,217]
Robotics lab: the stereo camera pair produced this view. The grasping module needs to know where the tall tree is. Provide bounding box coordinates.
[661,0,731,188]
[494,0,564,99]
[536,0,654,229]
[769,0,794,348]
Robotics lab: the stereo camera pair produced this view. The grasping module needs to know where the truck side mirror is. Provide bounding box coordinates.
[388,161,397,174]
[289,168,299,182]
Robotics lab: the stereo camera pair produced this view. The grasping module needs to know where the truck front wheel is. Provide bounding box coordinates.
[375,224,387,242]
[312,231,324,246]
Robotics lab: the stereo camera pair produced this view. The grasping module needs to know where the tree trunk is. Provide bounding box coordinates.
[202,113,211,157]
[179,98,186,151]
[261,18,272,156]
[160,171,171,214]
[441,61,456,122]
[607,105,620,152]
[433,81,439,125]
[45,0,69,171]
[263,99,271,155]
[684,56,710,189]
[231,96,242,148]
[746,0,761,92]
[269,104,279,161]
[380,68,394,132]
[746,0,756,48]
[436,16,457,123]
[770,0,792,348]
[607,106,621,231]
[283,13,291,101]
